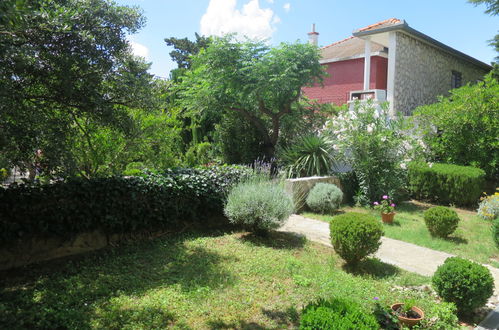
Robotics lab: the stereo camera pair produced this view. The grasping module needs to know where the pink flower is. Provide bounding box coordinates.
[373,202,379,205]
[382,195,388,200]
[391,203,396,207]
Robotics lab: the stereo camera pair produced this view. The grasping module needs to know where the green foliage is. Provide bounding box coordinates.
[408,162,486,206]
[306,183,343,214]
[224,180,294,233]
[326,101,420,204]
[185,142,214,167]
[299,298,379,329]
[280,135,334,178]
[329,212,383,265]
[423,206,460,238]
[180,35,325,160]
[478,192,499,220]
[0,168,8,182]
[413,75,499,180]
[213,111,266,164]
[0,166,252,245]
[432,257,494,314]
[0,0,155,173]
[164,33,211,71]
[493,218,499,248]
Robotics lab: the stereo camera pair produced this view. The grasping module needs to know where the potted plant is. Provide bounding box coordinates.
[390,299,424,328]
[374,195,396,224]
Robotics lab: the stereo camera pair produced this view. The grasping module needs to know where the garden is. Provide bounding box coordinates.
[1,0,499,329]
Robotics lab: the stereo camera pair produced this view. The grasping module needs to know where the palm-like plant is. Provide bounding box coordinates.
[280,135,334,178]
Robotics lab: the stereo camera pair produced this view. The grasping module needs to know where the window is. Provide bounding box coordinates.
[451,70,462,89]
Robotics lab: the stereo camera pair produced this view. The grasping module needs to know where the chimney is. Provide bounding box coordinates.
[307,23,319,46]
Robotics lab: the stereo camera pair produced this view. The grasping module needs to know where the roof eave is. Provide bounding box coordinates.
[353,22,492,71]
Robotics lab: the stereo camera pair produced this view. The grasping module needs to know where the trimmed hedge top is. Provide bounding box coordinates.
[0,165,252,246]
[408,162,485,206]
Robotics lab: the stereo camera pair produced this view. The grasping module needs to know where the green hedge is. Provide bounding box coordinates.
[0,166,251,246]
[408,162,485,206]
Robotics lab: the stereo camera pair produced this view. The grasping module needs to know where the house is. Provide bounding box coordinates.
[302,19,492,115]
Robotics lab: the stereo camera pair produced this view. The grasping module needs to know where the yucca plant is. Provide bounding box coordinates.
[279,135,334,178]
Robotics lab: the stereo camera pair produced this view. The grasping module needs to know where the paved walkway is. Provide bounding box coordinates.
[279,214,499,329]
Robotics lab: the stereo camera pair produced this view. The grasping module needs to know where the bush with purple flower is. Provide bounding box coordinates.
[373,195,396,214]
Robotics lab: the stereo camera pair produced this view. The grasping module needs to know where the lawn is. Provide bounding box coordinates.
[304,200,499,267]
[0,229,459,329]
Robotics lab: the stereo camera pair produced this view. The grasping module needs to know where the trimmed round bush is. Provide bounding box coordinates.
[329,212,383,265]
[306,183,343,214]
[432,257,494,314]
[493,218,499,249]
[224,180,294,233]
[300,298,379,329]
[424,206,460,238]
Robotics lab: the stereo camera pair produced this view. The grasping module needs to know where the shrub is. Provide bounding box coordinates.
[423,206,460,238]
[279,135,334,178]
[306,183,343,214]
[432,257,494,314]
[413,74,499,180]
[224,180,294,233]
[0,165,252,246]
[300,298,379,329]
[408,162,485,206]
[478,192,499,220]
[493,218,499,249]
[325,101,419,204]
[329,212,383,265]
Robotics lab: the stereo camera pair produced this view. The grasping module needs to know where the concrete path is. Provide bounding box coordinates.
[279,214,499,293]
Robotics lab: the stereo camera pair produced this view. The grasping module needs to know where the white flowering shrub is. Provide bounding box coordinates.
[325,101,422,204]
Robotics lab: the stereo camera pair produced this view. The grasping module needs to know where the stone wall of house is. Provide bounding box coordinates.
[393,32,490,115]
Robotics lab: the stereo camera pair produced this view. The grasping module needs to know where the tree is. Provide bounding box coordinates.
[164,33,211,70]
[469,0,499,62]
[179,36,325,161]
[413,74,499,180]
[0,0,154,177]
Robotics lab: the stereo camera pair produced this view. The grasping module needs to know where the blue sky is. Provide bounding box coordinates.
[116,0,498,78]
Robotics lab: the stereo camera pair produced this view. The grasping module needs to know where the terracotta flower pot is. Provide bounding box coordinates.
[381,212,395,224]
[391,303,424,328]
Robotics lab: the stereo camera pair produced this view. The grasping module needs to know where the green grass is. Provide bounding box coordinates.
[304,200,499,267]
[0,229,460,329]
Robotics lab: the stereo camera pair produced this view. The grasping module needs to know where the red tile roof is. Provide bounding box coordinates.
[357,18,402,32]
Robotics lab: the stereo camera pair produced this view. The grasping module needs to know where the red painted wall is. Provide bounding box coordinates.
[303,56,388,105]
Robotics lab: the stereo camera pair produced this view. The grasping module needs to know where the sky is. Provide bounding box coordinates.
[116,0,498,79]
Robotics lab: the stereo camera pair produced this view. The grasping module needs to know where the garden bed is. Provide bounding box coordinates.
[0,230,459,329]
[304,200,498,267]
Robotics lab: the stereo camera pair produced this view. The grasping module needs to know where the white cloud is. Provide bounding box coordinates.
[200,0,277,41]
[283,3,290,12]
[130,41,149,59]
[266,0,274,3]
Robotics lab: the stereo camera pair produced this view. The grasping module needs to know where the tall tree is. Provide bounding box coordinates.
[164,33,211,81]
[179,36,325,161]
[0,0,154,176]
[469,0,499,61]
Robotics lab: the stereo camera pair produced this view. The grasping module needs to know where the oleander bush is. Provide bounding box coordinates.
[306,183,343,214]
[224,180,294,234]
[408,162,485,206]
[424,206,460,238]
[0,165,252,246]
[300,298,379,329]
[329,212,383,265]
[432,257,494,314]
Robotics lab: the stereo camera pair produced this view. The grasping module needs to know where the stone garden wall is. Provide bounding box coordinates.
[284,176,342,213]
[393,31,490,115]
